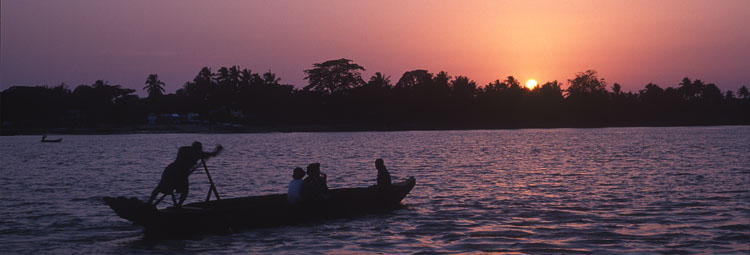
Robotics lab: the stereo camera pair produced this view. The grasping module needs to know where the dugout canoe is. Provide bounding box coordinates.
[104,177,415,239]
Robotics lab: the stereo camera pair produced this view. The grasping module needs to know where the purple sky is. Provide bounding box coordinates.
[2,0,749,97]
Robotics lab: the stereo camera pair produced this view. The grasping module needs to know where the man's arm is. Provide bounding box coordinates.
[200,144,224,158]
[187,164,200,175]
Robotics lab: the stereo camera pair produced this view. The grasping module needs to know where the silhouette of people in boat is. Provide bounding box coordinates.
[375,158,392,188]
[41,133,63,142]
[287,167,305,204]
[148,141,223,207]
[301,163,330,202]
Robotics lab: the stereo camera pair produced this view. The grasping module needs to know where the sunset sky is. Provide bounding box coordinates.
[2,0,749,96]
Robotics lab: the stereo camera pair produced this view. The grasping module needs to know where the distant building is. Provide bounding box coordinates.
[147,113,183,124]
[147,114,158,125]
[185,113,200,123]
[147,113,203,125]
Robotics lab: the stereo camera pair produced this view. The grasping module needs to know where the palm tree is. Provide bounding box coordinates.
[263,71,281,86]
[367,72,391,88]
[738,85,750,100]
[239,68,256,88]
[143,74,166,98]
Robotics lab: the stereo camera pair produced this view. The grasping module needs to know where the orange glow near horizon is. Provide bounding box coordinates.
[526,79,538,90]
[1,0,749,95]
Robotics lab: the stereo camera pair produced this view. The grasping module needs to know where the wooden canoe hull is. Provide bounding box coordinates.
[104,177,416,239]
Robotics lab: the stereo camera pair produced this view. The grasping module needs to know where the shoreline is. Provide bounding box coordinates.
[2,123,747,136]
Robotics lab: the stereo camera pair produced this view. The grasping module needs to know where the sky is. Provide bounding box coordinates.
[2,0,749,96]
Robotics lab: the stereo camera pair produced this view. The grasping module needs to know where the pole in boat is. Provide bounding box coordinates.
[201,158,221,202]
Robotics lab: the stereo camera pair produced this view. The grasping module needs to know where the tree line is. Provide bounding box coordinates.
[2,58,749,133]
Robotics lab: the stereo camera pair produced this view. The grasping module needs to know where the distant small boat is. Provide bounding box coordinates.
[104,177,416,239]
[41,134,62,142]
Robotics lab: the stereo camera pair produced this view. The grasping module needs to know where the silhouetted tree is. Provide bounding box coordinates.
[504,76,525,97]
[566,70,607,98]
[430,71,452,97]
[520,80,565,126]
[451,75,476,100]
[536,80,565,103]
[239,68,257,88]
[737,86,749,100]
[216,67,232,86]
[395,70,433,89]
[1,85,70,128]
[678,77,700,101]
[2,62,748,132]
[143,74,166,98]
[229,66,241,88]
[366,72,392,89]
[639,83,664,102]
[725,91,735,101]
[612,83,622,95]
[71,80,137,125]
[262,71,281,86]
[303,58,365,95]
[701,82,723,103]
[480,79,507,97]
[182,67,215,100]
[565,70,609,124]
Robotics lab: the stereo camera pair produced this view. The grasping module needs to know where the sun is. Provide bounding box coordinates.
[526,79,538,89]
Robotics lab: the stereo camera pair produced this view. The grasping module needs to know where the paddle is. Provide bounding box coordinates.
[201,158,221,202]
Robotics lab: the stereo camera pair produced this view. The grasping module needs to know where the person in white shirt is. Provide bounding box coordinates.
[287,167,305,203]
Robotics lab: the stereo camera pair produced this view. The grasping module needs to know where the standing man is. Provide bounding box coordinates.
[148,141,223,207]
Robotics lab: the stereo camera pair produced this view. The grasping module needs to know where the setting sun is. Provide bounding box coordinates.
[526,79,537,89]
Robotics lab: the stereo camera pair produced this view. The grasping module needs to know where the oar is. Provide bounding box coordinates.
[201,158,221,202]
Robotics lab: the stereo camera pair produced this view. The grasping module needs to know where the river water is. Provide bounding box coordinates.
[0,127,748,254]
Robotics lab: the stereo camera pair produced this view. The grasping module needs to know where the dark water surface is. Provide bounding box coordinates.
[1,127,748,254]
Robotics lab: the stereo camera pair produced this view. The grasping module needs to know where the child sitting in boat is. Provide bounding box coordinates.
[287,167,305,204]
[301,163,330,202]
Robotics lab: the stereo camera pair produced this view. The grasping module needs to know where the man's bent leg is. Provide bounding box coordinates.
[147,188,160,204]
[177,190,188,207]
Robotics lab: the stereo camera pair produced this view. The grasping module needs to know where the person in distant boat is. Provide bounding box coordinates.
[41,133,62,142]
[147,141,223,207]
[287,167,305,204]
[375,158,392,188]
[301,163,330,202]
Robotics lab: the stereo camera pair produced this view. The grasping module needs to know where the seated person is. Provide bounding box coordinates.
[301,163,330,202]
[287,167,305,204]
[375,158,392,188]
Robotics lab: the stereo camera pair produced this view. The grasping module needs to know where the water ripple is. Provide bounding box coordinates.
[0,127,749,254]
